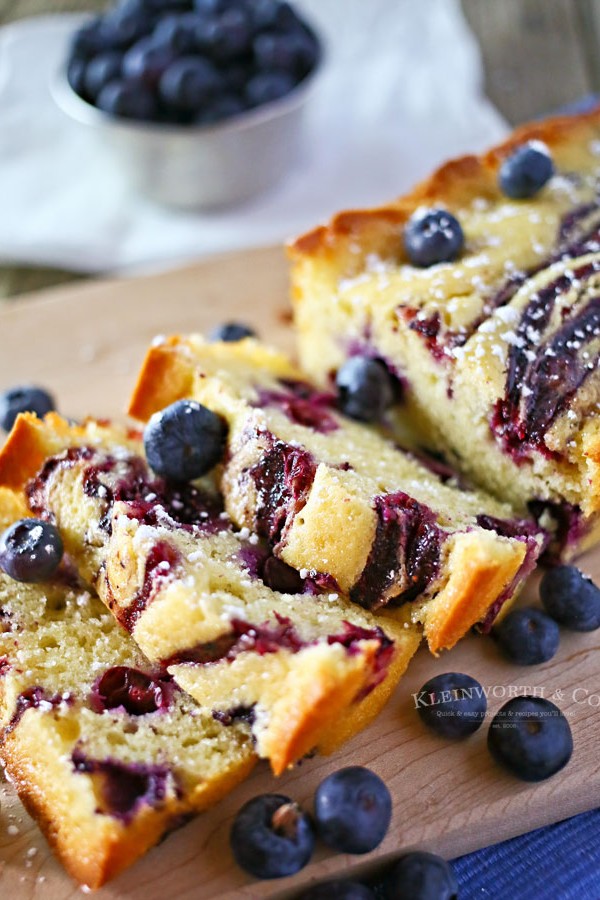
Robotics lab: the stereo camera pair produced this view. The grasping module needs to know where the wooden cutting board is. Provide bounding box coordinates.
[0,246,598,899]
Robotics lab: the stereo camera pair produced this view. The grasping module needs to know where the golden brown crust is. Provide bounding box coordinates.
[289,106,600,260]
[129,338,196,422]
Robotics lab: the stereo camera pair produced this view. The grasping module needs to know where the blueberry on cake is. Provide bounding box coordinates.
[128,335,544,652]
[0,414,419,775]
[288,108,600,560]
[0,488,255,889]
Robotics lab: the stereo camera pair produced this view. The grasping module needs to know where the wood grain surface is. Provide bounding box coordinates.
[0,246,599,898]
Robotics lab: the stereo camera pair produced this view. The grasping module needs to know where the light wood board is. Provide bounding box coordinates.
[0,246,599,899]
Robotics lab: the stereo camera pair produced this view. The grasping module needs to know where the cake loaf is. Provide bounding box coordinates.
[0,487,255,890]
[288,108,600,560]
[0,415,419,775]
[129,335,543,653]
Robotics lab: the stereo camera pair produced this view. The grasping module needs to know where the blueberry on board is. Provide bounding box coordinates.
[493,606,559,665]
[0,386,55,432]
[230,793,315,879]
[97,80,158,120]
[335,357,394,423]
[498,141,555,199]
[0,519,64,583]
[404,208,464,267]
[144,399,226,481]
[83,52,124,100]
[245,70,295,106]
[299,881,375,900]
[122,36,174,87]
[488,695,573,782]
[159,56,222,111]
[381,851,458,900]
[208,321,256,342]
[416,671,486,739]
[540,564,600,631]
[314,766,392,854]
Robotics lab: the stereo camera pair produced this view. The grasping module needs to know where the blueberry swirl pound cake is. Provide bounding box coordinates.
[129,335,543,653]
[0,414,419,775]
[0,488,255,889]
[288,110,600,560]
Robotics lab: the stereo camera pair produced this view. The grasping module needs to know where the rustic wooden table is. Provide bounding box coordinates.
[1,0,599,299]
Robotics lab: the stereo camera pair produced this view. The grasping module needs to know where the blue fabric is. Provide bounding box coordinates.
[452,808,600,899]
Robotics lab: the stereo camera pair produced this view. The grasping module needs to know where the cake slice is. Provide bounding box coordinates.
[128,335,543,652]
[0,487,255,890]
[288,107,600,560]
[0,414,419,775]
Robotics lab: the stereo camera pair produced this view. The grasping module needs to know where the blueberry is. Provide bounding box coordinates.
[245,71,295,106]
[159,56,222,111]
[0,386,55,432]
[314,766,391,854]
[67,58,87,96]
[249,0,292,31]
[335,357,394,423]
[493,606,559,665]
[488,695,573,781]
[230,793,315,879]
[195,93,246,123]
[416,672,486,739]
[204,8,253,61]
[299,881,375,900]
[208,321,256,342]
[498,141,555,199]
[97,80,157,120]
[83,52,123,100]
[404,208,464,267]
[70,18,113,57]
[381,851,458,900]
[102,7,153,48]
[193,0,223,14]
[254,31,318,76]
[152,14,197,53]
[122,37,174,87]
[144,399,226,481]
[540,564,600,631]
[0,519,64,583]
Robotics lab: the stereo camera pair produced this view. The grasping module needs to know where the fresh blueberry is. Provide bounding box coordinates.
[254,31,318,76]
[70,18,113,57]
[122,37,174,88]
[159,56,222,111]
[152,14,197,53]
[97,80,158,120]
[208,321,256,342]
[67,58,87,96]
[0,385,55,432]
[102,7,153,48]
[193,0,223,14]
[540,565,600,631]
[195,93,246,123]
[245,70,295,106]
[498,141,555,199]
[204,8,253,61]
[404,208,464,267]
[299,881,375,900]
[488,695,573,781]
[249,0,293,31]
[381,851,458,900]
[0,519,64,583]
[416,672,486,739]
[230,793,315,879]
[314,766,391,854]
[83,52,123,100]
[493,606,559,665]
[335,357,394,423]
[144,399,226,481]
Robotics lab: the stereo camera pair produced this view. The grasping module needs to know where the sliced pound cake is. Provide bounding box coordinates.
[0,415,419,775]
[288,108,600,559]
[0,487,255,890]
[128,335,544,653]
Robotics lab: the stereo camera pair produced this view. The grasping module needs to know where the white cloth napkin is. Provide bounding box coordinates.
[0,0,507,274]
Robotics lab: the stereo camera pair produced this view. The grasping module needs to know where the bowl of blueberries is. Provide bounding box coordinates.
[55,0,322,209]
